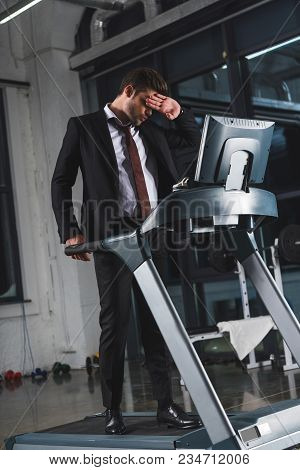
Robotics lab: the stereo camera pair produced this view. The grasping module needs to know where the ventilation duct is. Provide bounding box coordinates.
[89,0,159,45]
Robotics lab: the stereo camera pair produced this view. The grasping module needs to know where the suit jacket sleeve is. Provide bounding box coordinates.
[151,107,201,150]
[51,117,82,244]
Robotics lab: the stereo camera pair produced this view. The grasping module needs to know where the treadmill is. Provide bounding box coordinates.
[6,115,300,450]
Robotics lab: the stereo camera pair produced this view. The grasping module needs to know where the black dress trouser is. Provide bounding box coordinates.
[93,226,172,409]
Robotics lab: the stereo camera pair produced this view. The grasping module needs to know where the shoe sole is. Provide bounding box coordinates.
[157,420,201,430]
[105,428,127,435]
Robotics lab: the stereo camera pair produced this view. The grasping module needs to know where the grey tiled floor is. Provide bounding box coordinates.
[1,360,300,448]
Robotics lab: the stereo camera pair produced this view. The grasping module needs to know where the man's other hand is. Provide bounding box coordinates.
[65,234,91,261]
[146,94,181,120]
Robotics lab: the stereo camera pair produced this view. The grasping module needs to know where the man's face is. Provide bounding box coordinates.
[124,87,156,126]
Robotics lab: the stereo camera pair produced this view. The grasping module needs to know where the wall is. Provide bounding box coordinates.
[0,0,100,374]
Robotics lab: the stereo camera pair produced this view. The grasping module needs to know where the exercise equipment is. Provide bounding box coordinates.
[4,370,22,381]
[6,115,300,450]
[208,224,300,272]
[265,239,299,371]
[86,357,93,376]
[206,224,300,369]
[208,236,236,273]
[31,368,48,381]
[86,354,100,376]
[278,224,300,264]
[3,370,22,391]
[52,362,71,376]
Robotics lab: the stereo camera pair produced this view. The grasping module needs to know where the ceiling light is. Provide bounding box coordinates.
[246,35,300,60]
[0,0,43,25]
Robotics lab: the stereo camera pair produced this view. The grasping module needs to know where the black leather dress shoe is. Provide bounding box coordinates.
[157,402,201,429]
[105,409,126,435]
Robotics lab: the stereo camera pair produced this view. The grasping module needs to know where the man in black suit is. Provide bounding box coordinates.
[51,68,201,434]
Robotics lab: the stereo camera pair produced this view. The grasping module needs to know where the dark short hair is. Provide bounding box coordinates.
[118,67,168,96]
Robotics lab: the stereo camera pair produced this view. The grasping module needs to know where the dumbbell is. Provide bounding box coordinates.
[278,225,300,264]
[31,368,48,381]
[4,370,22,381]
[86,354,100,376]
[209,224,300,270]
[86,357,93,376]
[52,362,71,376]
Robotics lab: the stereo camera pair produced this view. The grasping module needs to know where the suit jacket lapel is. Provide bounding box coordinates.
[88,110,119,187]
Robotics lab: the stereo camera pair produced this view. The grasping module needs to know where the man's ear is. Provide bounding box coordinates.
[124,85,134,98]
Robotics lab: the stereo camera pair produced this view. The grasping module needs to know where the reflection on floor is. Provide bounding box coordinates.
[1,360,300,448]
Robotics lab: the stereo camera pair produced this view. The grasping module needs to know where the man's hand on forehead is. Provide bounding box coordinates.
[145,93,167,110]
[146,93,181,120]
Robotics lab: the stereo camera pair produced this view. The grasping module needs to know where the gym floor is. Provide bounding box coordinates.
[1,359,300,449]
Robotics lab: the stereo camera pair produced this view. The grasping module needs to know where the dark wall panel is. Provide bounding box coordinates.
[231,0,300,56]
[163,26,224,84]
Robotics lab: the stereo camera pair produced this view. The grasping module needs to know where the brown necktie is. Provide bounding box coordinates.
[122,126,152,219]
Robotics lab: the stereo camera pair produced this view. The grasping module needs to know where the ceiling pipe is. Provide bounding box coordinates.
[89,0,147,45]
[61,0,136,11]
[62,0,162,45]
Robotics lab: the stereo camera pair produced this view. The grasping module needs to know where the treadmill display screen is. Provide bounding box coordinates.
[240,426,261,444]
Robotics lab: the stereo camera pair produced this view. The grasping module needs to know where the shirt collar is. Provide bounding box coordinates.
[104,103,131,128]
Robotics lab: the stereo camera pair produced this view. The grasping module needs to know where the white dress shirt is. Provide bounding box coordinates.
[104,104,158,217]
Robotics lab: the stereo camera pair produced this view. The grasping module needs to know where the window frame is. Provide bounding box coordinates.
[0,88,24,304]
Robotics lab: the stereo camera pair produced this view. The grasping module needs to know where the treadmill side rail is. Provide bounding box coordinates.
[134,259,243,449]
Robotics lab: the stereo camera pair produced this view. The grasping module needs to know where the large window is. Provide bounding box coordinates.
[247,36,300,112]
[175,65,230,105]
[263,123,300,195]
[0,89,23,303]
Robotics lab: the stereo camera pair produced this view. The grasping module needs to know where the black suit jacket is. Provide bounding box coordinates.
[51,107,200,243]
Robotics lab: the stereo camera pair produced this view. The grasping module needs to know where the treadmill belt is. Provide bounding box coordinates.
[41,415,190,437]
